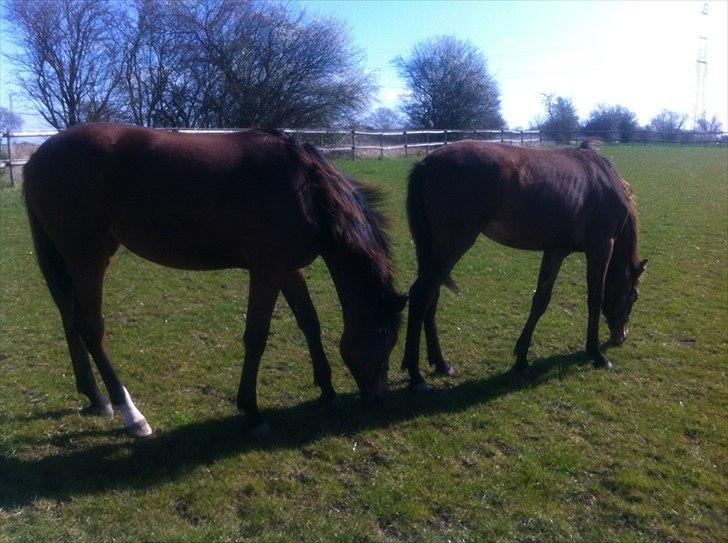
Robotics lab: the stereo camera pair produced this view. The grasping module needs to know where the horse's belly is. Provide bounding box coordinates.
[116,229,249,270]
[482,220,573,251]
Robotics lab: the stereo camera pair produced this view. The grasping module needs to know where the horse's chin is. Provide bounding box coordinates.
[610,327,628,345]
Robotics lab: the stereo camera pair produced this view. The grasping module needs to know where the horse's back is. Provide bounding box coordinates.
[414,140,631,251]
[24,124,318,270]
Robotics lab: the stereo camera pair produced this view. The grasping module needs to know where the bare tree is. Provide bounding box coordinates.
[5,0,124,128]
[583,104,639,142]
[648,110,687,134]
[364,107,405,130]
[0,107,23,130]
[393,35,503,129]
[537,94,580,143]
[167,0,375,128]
[695,114,723,133]
[118,0,184,126]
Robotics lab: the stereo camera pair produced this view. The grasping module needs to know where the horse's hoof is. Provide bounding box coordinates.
[592,356,614,370]
[409,380,430,394]
[433,362,454,377]
[125,418,153,438]
[248,422,271,436]
[81,402,114,417]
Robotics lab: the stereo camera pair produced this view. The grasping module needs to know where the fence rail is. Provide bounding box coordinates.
[2,127,726,187]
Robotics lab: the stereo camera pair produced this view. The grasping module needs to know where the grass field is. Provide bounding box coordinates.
[1,145,726,541]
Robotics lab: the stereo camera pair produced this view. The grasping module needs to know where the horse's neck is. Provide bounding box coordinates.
[321,247,385,328]
[613,212,638,266]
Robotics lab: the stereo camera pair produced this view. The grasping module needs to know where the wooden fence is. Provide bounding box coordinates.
[2,127,726,187]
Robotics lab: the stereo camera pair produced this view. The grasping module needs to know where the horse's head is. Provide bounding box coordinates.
[603,258,647,344]
[339,293,407,403]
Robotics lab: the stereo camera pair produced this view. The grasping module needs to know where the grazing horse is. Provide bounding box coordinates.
[402,140,646,389]
[23,123,406,436]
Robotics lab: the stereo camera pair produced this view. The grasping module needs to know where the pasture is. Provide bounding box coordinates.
[1,145,726,541]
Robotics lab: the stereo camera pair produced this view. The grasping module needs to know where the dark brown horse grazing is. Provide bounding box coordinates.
[23,123,406,436]
[402,140,647,390]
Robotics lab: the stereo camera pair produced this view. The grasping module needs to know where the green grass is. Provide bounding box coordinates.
[1,146,726,541]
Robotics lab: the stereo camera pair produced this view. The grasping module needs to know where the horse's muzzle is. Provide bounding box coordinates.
[610,327,628,345]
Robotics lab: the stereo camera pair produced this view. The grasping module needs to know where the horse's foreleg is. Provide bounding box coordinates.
[237,271,283,433]
[513,250,568,373]
[585,240,615,368]
[281,269,336,406]
[69,257,151,437]
[424,288,453,376]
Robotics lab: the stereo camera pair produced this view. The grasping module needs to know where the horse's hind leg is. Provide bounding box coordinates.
[43,263,112,415]
[423,289,453,376]
[61,318,113,416]
[513,250,569,374]
[402,233,478,390]
[67,243,152,437]
[281,269,336,406]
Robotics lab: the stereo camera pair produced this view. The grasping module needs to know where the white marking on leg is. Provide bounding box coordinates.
[118,386,153,436]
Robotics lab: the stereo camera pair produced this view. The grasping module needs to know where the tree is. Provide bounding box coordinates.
[118,0,184,127]
[695,114,723,133]
[583,104,638,142]
[5,0,124,128]
[537,94,580,143]
[648,110,687,136]
[0,107,23,130]
[364,107,405,130]
[168,0,375,128]
[393,35,503,129]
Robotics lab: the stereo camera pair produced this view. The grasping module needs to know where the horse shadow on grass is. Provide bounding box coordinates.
[0,350,596,509]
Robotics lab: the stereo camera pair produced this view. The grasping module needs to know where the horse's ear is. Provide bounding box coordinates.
[635,259,648,277]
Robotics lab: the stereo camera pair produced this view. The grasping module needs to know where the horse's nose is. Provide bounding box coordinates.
[611,327,628,345]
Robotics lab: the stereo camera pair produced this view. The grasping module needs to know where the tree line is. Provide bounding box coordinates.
[2,0,724,136]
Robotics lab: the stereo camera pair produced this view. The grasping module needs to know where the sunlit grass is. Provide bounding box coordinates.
[1,145,726,541]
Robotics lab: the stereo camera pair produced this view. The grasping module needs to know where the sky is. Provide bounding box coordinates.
[1,0,726,130]
[305,0,728,129]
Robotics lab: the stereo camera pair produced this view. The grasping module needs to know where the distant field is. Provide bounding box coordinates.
[1,145,726,541]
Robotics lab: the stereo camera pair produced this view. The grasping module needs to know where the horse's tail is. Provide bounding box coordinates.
[279,131,392,280]
[22,171,75,320]
[406,160,459,294]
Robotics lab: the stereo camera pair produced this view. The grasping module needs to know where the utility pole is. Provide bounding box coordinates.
[693,2,709,130]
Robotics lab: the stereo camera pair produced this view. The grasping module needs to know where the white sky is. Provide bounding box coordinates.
[1,0,726,130]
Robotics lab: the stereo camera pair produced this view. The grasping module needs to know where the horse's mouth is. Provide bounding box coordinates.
[610,328,628,345]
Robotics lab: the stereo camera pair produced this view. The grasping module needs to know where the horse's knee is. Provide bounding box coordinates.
[295,313,321,340]
[243,329,267,358]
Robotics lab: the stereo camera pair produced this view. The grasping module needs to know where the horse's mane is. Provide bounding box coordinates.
[579,141,640,269]
[261,129,399,311]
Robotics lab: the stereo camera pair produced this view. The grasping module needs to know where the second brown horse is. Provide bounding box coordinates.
[402,140,646,389]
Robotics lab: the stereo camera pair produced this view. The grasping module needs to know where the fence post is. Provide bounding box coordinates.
[404,130,408,157]
[539,131,542,147]
[520,131,524,146]
[380,132,384,160]
[500,129,504,143]
[426,131,429,154]
[5,130,14,187]
[444,129,448,145]
[351,129,356,160]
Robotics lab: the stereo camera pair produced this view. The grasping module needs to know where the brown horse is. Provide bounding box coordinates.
[402,140,647,390]
[23,123,406,436]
